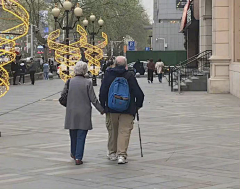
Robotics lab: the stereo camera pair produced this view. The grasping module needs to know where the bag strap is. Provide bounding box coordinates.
[67,79,71,90]
[122,71,132,81]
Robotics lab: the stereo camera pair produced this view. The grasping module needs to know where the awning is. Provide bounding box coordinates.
[179,0,191,32]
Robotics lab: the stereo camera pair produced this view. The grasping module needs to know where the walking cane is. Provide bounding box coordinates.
[136,111,143,157]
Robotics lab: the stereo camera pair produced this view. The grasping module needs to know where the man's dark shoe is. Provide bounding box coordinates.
[75,159,83,165]
[70,153,75,160]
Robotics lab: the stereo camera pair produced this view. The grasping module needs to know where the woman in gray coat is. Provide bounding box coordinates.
[62,61,104,165]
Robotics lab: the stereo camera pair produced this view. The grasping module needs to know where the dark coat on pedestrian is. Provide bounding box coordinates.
[147,61,155,71]
[99,66,144,116]
[62,76,104,130]
[19,63,26,74]
[28,61,37,72]
[11,62,19,72]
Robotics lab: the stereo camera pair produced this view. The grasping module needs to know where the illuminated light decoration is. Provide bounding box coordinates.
[47,28,82,81]
[77,25,108,76]
[0,0,29,98]
[48,25,108,81]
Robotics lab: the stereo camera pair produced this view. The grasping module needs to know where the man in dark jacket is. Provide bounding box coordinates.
[147,59,155,83]
[19,62,26,84]
[99,56,144,164]
[11,61,19,85]
[28,58,37,85]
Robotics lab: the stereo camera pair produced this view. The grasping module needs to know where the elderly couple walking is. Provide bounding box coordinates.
[61,56,144,165]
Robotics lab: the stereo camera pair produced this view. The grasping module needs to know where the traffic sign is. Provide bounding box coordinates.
[128,41,135,51]
[145,47,150,51]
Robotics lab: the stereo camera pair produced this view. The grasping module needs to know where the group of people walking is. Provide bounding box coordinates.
[10,58,52,85]
[147,59,165,83]
[61,56,144,165]
[11,58,37,85]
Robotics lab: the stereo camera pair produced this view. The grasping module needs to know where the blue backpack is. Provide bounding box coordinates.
[108,73,130,112]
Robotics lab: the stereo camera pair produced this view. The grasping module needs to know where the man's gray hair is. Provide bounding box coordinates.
[74,61,88,75]
[115,56,127,67]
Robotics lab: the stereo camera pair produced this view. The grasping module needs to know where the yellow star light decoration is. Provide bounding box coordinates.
[47,24,108,82]
[0,0,29,98]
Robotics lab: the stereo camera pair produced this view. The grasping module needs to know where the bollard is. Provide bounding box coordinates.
[178,70,181,94]
[171,69,174,92]
[169,66,171,86]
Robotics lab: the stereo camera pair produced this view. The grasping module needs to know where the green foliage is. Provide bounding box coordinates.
[55,0,150,49]
[0,0,150,50]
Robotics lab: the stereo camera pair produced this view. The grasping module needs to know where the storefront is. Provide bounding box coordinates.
[180,0,199,67]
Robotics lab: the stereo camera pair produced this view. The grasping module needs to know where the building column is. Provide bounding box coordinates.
[208,0,231,94]
[199,0,212,52]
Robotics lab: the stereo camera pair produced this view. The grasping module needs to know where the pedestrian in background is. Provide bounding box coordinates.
[100,56,144,164]
[62,61,104,165]
[28,58,37,85]
[147,59,155,83]
[19,62,26,84]
[11,60,19,85]
[43,62,50,80]
[49,59,53,73]
[155,59,165,83]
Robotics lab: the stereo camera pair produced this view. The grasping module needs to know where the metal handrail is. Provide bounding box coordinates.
[170,50,212,91]
[174,50,212,71]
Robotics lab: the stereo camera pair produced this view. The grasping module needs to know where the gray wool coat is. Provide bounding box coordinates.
[62,76,104,130]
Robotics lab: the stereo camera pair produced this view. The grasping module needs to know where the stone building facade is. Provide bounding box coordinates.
[200,0,240,98]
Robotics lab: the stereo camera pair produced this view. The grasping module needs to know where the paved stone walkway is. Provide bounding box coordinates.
[0,77,239,189]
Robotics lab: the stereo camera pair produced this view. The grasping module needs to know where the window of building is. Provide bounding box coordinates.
[235,0,240,62]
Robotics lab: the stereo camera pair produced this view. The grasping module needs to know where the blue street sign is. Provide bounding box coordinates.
[44,27,49,33]
[128,41,135,51]
[145,47,150,51]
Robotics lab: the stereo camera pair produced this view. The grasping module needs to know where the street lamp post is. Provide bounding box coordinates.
[83,14,104,86]
[52,0,83,75]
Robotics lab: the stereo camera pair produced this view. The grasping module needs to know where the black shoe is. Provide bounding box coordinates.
[75,159,83,165]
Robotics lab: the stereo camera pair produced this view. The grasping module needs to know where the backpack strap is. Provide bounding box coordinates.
[122,71,132,81]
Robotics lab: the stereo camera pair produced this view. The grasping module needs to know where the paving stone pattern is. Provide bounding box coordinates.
[0,77,239,189]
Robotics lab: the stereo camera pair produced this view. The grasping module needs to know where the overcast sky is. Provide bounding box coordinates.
[140,0,154,22]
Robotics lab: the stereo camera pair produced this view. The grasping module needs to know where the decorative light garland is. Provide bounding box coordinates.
[47,24,108,82]
[48,28,82,81]
[78,25,108,76]
[0,0,29,98]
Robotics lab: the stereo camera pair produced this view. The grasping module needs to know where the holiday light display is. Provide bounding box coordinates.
[48,24,108,81]
[0,0,29,98]
[77,25,108,76]
[47,28,82,81]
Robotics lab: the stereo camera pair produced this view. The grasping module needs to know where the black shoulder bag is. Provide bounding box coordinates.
[59,79,70,107]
